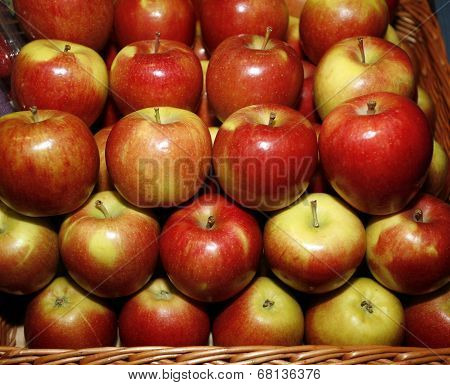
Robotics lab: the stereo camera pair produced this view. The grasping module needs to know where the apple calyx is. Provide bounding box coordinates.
[361,299,374,314]
[158,289,171,300]
[268,112,277,127]
[206,215,216,230]
[54,296,69,308]
[63,44,71,53]
[367,101,377,115]
[154,107,161,124]
[310,200,320,228]
[414,209,423,223]
[263,299,275,309]
[357,37,365,64]
[261,26,273,50]
[154,32,161,54]
[95,200,111,219]
[30,106,39,123]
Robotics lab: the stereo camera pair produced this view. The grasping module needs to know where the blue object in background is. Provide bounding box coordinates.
[430,0,450,60]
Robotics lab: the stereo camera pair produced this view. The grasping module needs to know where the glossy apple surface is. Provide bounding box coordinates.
[200,0,289,53]
[0,202,58,295]
[196,60,218,127]
[213,104,318,211]
[424,140,449,198]
[285,0,307,17]
[119,278,210,346]
[315,36,416,119]
[319,92,432,215]
[94,126,114,192]
[305,277,405,345]
[213,277,304,346]
[13,0,113,51]
[60,191,160,298]
[0,109,99,217]
[265,193,366,293]
[11,39,108,126]
[298,60,320,123]
[300,0,389,64]
[207,33,303,122]
[366,194,450,295]
[106,107,211,207]
[24,277,117,349]
[160,194,262,302]
[404,287,450,348]
[114,0,195,48]
[110,39,202,115]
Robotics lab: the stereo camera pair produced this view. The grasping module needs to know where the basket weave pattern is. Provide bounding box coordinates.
[0,0,449,365]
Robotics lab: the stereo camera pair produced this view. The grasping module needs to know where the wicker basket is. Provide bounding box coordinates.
[0,0,449,365]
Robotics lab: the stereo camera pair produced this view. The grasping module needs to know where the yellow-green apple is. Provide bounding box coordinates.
[114,0,196,48]
[424,140,449,197]
[110,38,203,115]
[314,36,416,119]
[319,92,432,215]
[0,202,58,295]
[212,277,304,346]
[385,0,399,21]
[298,60,320,123]
[196,60,218,127]
[119,278,210,346]
[366,194,450,295]
[160,194,262,302]
[209,126,219,145]
[59,191,160,298]
[265,193,365,293]
[404,286,449,348]
[0,109,99,217]
[286,0,307,17]
[213,104,317,211]
[13,0,113,51]
[286,16,302,56]
[305,277,405,345]
[194,21,208,61]
[384,24,400,45]
[11,39,108,126]
[106,107,211,207]
[24,277,117,349]
[417,86,436,131]
[300,0,389,64]
[207,30,303,121]
[94,126,114,192]
[200,0,289,54]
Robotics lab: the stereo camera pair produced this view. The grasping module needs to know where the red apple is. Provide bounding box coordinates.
[200,0,289,54]
[119,278,210,346]
[0,202,58,295]
[24,277,117,349]
[385,0,399,22]
[13,0,113,51]
[160,194,262,302]
[300,0,389,64]
[196,60,218,127]
[106,107,211,207]
[424,140,449,198]
[298,60,320,123]
[265,193,366,293]
[207,30,303,122]
[94,126,114,192]
[59,191,160,298]
[213,277,304,346]
[114,0,195,48]
[110,38,203,115]
[305,277,405,345]
[314,36,416,119]
[285,0,307,17]
[194,21,208,61]
[319,92,432,215]
[0,33,14,78]
[0,109,99,217]
[213,104,317,211]
[11,39,108,126]
[366,194,450,295]
[404,287,450,348]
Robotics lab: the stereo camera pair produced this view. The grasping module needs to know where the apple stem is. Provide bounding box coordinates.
[154,107,161,124]
[357,37,365,64]
[367,101,377,114]
[154,32,161,54]
[361,300,374,314]
[261,26,273,50]
[263,299,275,309]
[268,112,276,127]
[64,44,71,53]
[310,200,320,228]
[414,209,423,223]
[54,296,68,308]
[30,106,38,123]
[206,215,215,230]
[95,200,111,219]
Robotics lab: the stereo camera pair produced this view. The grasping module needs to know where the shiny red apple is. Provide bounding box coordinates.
[298,60,320,123]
